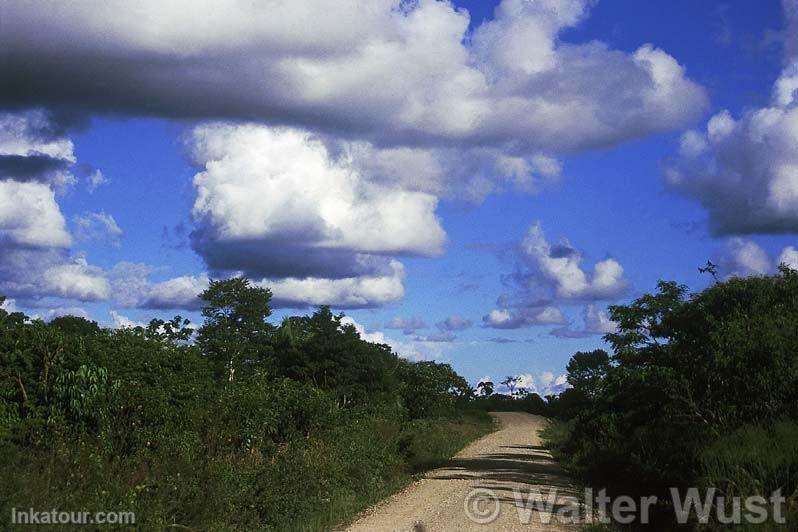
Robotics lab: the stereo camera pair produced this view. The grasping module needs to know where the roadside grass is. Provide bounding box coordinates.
[540,418,580,476]
[699,420,798,531]
[0,411,495,532]
[400,410,496,473]
[541,418,798,531]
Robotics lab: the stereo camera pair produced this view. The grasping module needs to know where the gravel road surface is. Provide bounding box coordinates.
[343,412,582,532]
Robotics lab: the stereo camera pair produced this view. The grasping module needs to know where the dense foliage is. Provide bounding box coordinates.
[547,267,798,529]
[0,279,492,530]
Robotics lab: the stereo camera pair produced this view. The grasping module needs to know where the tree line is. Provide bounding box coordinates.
[0,278,493,530]
[545,266,798,529]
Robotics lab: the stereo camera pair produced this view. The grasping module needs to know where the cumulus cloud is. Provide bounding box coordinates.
[85,169,108,193]
[414,331,457,343]
[483,306,565,329]
[0,111,109,303]
[0,179,71,248]
[484,222,629,329]
[109,310,146,329]
[1,0,705,156]
[385,315,428,335]
[712,238,798,278]
[510,372,569,396]
[778,246,798,269]
[340,315,451,361]
[184,123,439,308]
[550,304,618,338]
[0,297,17,313]
[41,257,110,301]
[718,238,773,277]
[190,124,444,268]
[436,314,473,331]
[0,250,105,302]
[262,263,406,309]
[110,261,405,311]
[518,223,629,300]
[666,54,798,234]
[73,211,123,247]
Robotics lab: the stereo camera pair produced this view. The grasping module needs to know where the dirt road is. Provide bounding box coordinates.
[343,412,581,532]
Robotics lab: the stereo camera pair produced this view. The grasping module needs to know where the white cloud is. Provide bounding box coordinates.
[720,238,772,277]
[484,222,628,330]
[340,315,450,361]
[0,109,75,162]
[583,305,618,334]
[0,180,71,248]
[436,314,473,331]
[141,274,209,310]
[0,297,16,313]
[508,372,569,396]
[41,257,111,301]
[109,310,146,329]
[85,169,108,193]
[778,246,798,269]
[0,111,110,304]
[483,306,565,329]
[715,238,798,278]
[262,262,406,309]
[666,62,798,234]
[190,124,444,262]
[550,304,617,338]
[73,211,123,247]
[2,0,706,154]
[185,123,441,308]
[385,315,428,334]
[519,223,629,300]
[110,260,405,311]
[414,331,456,343]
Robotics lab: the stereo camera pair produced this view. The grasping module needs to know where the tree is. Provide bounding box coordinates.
[477,380,494,397]
[197,278,274,382]
[398,360,471,418]
[49,315,101,336]
[501,375,521,395]
[565,349,610,400]
[272,308,399,406]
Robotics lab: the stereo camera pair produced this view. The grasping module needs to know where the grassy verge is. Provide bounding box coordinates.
[540,418,580,477]
[1,411,495,531]
[401,410,496,473]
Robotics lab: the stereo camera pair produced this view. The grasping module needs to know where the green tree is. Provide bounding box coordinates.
[49,315,101,336]
[398,360,470,418]
[565,349,610,400]
[501,375,521,395]
[272,307,399,406]
[197,278,274,382]
[477,380,494,397]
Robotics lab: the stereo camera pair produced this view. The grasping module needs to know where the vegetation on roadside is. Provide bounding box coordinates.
[0,279,493,531]
[543,267,798,529]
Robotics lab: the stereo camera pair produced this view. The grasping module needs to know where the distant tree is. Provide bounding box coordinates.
[273,307,399,406]
[398,360,471,418]
[49,315,101,336]
[477,380,494,397]
[566,349,611,400]
[146,315,194,345]
[197,278,274,382]
[698,260,719,282]
[501,375,521,395]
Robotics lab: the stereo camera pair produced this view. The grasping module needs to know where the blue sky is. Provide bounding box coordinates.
[1,0,796,394]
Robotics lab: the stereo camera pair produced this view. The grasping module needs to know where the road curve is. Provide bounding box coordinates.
[343,412,582,532]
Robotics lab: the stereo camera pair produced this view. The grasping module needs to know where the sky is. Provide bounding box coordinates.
[1,0,796,396]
